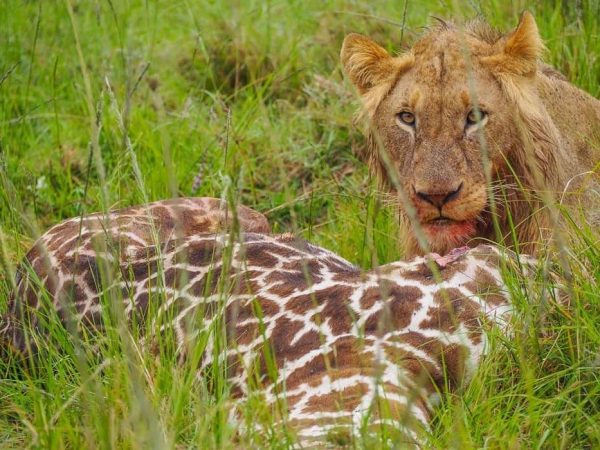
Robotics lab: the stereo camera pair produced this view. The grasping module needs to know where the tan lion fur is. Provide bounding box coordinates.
[341,12,600,256]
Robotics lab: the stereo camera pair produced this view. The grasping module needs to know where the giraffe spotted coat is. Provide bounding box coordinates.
[1,197,527,447]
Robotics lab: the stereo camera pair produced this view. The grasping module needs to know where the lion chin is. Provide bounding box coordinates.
[420,219,478,255]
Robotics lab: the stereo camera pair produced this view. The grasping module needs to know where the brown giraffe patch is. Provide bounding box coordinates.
[320,287,356,335]
[419,288,484,344]
[363,285,423,334]
[303,382,370,413]
[463,267,506,306]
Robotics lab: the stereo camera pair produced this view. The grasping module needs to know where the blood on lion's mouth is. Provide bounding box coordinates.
[422,218,476,240]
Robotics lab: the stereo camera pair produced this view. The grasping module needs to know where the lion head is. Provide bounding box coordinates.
[341,12,579,256]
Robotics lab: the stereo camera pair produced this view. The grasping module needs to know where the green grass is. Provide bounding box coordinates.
[1,0,599,448]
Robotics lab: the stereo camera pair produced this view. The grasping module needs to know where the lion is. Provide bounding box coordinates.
[341,12,600,256]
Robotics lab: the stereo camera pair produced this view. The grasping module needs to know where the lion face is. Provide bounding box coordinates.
[342,13,547,255]
[372,34,522,253]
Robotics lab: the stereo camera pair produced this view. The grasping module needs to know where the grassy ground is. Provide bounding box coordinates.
[1,0,599,448]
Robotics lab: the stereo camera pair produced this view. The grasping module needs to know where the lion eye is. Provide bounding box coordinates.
[397,111,416,126]
[466,109,487,126]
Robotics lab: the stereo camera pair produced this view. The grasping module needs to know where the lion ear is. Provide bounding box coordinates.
[341,34,410,94]
[482,11,544,76]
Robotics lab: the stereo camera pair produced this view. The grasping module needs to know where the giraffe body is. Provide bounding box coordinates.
[2,198,524,447]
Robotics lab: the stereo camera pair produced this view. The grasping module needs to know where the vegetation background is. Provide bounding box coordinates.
[1,0,599,448]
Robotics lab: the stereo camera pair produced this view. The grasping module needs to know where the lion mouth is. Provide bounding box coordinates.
[427,217,453,226]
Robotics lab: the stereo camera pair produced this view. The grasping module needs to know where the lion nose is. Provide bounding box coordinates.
[415,182,463,209]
